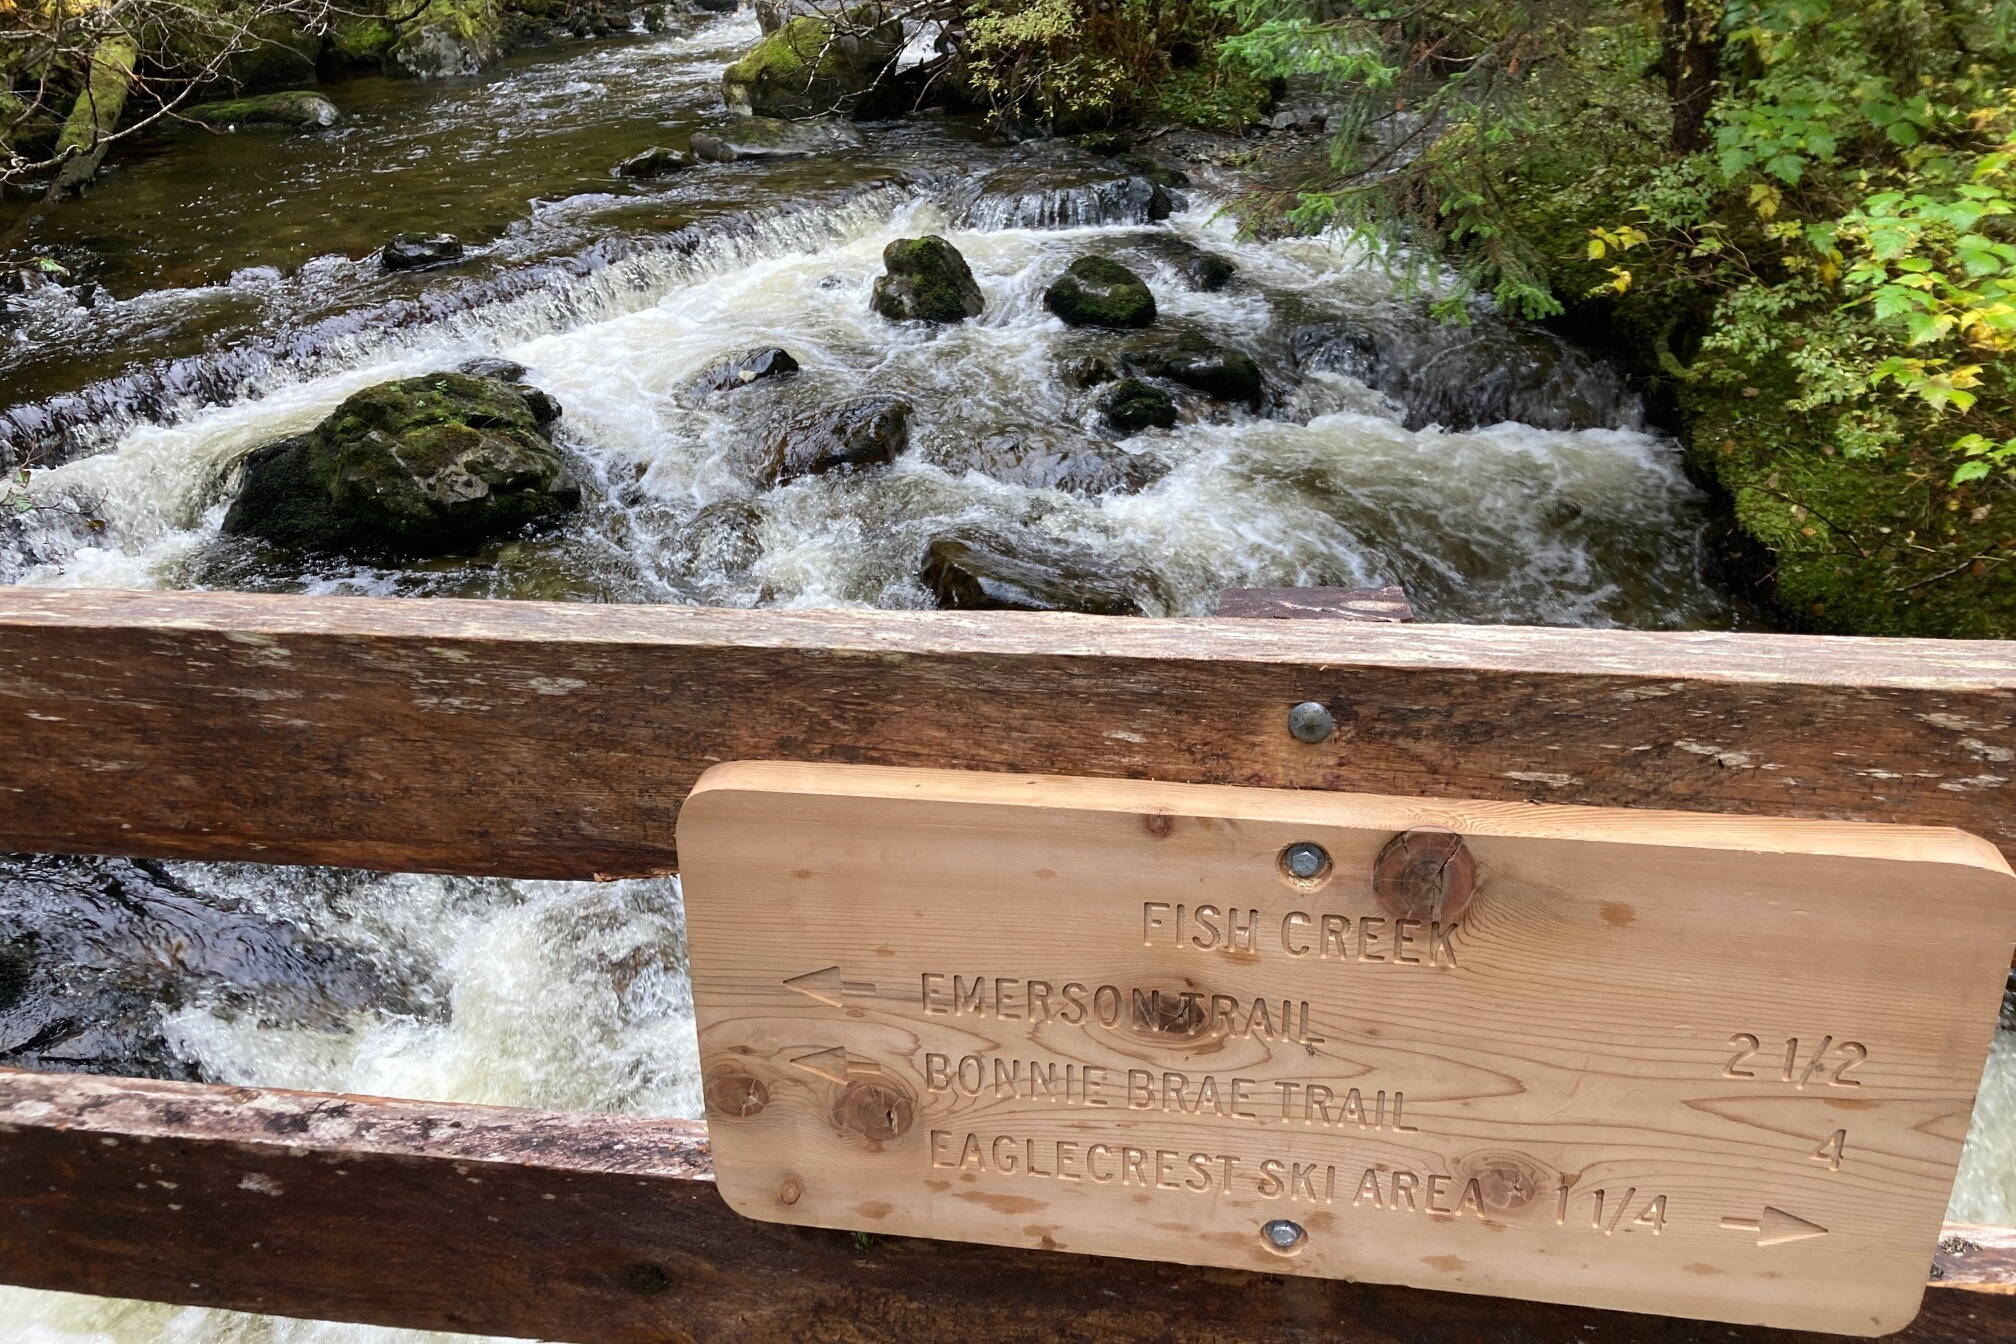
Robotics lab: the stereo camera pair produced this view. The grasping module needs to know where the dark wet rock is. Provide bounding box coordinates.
[765,394,910,484]
[1098,379,1177,435]
[940,427,1165,496]
[1045,255,1155,329]
[921,527,1164,615]
[721,11,903,119]
[958,143,1174,229]
[1289,304,1640,432]
[381,233,465,271]
[871,235,983,324]
[699,346,800,393]
[753,0,817,30]
[681,498,766,578]
[451,357,559,426]
[690,116,866,161]
[642,3,675,30]
[1185,252,1237,292]
[1118,232,1236,292]
[0,853,400,1080]
[615,146,691,178]
[221,372,580,555]
[692,0,739,10]
[1124,329,1262,405]
[457,356,529,382]
[1111,152,1189,188]
[182,90,340,131]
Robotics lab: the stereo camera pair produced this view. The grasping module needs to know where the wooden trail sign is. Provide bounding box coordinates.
[678,763,2016,1338]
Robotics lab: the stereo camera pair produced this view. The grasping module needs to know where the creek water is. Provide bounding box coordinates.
[0,9,2008,1341]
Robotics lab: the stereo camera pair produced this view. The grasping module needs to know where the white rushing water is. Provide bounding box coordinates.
[0,14,2008,1344]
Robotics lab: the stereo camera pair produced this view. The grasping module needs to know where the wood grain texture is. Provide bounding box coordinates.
[0,1068,2007,1344]
[1215,585,1416,621]
[2,588,2016,879]
[678,764,2016,1336]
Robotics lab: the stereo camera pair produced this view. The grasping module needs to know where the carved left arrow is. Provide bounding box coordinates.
[782,966,878,1008]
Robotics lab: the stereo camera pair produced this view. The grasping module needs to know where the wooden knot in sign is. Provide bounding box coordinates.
[1373,828,1476,923]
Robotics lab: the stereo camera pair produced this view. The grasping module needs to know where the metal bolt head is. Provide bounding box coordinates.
[1282,842,1329,881]
[1261,1218,1306,1252]
[1287,701,1336,743]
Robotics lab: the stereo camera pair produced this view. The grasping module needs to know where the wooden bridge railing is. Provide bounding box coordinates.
[1,586,2014,1341]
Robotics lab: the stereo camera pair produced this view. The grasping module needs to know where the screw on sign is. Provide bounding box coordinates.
[678,762,2016,1337]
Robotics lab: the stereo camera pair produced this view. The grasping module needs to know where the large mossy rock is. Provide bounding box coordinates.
[871,236,983,324]
[183,90,340,131]
[387,0,506,78]
[1044,256,1155,329]
[221,373,580,555]
[721,10,902,120]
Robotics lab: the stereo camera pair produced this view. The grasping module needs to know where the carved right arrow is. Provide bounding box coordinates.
[788,1046,878,1084]
[1720,1207,1829,1246]
[782,965,878,1009]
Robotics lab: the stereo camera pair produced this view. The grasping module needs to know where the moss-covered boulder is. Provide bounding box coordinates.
[871,236,983,324]
[183,91,339,131]
[1045,256,1155,329]
[221,373,580,555]
[1098,379,1177,435]
[1681,355,2016,638]
[325,14,401,68]
[388,0,506,78]
[721,10,902,120]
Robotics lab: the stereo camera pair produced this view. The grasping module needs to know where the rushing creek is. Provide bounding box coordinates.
[0,10,2010,1341]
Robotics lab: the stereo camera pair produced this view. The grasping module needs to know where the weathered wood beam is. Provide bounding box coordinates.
[0,1068,2006,1344]
[1215,584,1415,621]
[2,588,2015,879]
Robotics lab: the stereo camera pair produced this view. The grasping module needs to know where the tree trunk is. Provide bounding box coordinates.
[48,33,138,198]
[1661,0,1722,155]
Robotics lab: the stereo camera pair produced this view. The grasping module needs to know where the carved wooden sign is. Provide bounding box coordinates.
[677,764,2016,1336]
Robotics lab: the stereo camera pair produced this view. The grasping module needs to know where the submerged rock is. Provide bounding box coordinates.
[1098,379,1177,434]
[721,11,903,119]
[1125,329,1262,405]
[765,394,910,484]
[920,527,1164,615]
[221,372,580,555]
[941,427,1165,496]
[1045,256,1155,329]
[0,854,399,1080]
[382,233,465,271]
[690,116,866,161]
[182,90,339,131]
[957,141,1174,230]
[699,346,800,393]
[871,235,983,324]
[1290,305,1640,432]
[615,146,691,178]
